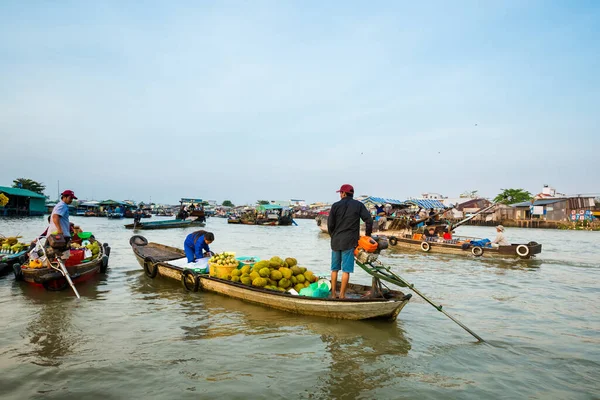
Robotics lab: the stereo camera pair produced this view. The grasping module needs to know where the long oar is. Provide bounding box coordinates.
[356,259,484,342]
[37,237,80,299]
[56,257,81,299]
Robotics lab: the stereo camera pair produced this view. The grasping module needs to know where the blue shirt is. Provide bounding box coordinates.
[48,200,71,238]
[184,233,210,259]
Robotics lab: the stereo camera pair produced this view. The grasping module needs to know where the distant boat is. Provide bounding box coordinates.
[124,219,205,230]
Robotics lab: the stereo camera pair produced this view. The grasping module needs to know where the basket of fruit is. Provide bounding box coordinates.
[208,252,239,278]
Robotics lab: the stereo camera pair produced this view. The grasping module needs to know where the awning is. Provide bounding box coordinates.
[402,199,446,209]
[258,204,283,211]
[99,200,124,206]
[360,196,405,207]
[180,198,203,204]
[80,201,100,207]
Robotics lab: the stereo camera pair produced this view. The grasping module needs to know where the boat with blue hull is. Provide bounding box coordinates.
[124,219,205,230]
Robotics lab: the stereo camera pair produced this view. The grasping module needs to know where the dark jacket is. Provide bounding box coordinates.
[328,197,373,251]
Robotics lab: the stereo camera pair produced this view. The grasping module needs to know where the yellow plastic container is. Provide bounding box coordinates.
[209,262,238,278]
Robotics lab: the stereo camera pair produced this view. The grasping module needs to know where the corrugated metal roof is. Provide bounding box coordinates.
[404,199,446,209]
[360,197,446,209]
[0,186,46,199]
[361,196,405,206]
[511,198,566,207]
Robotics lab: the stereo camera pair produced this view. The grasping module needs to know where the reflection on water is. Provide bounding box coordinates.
[15,274,109,367]
[19,297,76,367]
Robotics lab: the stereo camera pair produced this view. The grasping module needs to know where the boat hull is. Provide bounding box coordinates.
[18,242,110,290]
[389,236,542,259]
[0,250,28,277]
[124,219,205,230]
[131,238,410,321]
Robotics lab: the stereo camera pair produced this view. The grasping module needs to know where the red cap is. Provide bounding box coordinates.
[61,190,78,199]
[336,184,354,194]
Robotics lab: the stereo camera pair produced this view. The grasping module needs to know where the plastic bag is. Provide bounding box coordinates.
[299,282,330,298]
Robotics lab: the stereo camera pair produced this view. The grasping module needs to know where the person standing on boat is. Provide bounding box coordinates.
[47,190,77,244]
[490,225,509,248]
[183,230,215,262]
[328,184,373,299]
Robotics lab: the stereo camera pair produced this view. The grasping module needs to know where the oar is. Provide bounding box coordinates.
[356,260,484,342]
[56,257,81,299]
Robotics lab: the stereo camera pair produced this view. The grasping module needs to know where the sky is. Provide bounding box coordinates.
[1,1,598,205]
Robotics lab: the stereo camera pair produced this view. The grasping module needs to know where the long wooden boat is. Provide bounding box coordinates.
[387,234,542,259]
[124,218,205,230]
[14,241,111,291]
[129,235,411,321]
[317,213,541,259]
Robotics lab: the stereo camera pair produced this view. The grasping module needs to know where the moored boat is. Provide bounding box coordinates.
[129,235,411,321]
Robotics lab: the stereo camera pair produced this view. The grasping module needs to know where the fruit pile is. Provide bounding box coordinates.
[85,241,101,259]
[27,259,45,269]
[225,256,319,293]
[0,236,27,254]
[209,252,238,267]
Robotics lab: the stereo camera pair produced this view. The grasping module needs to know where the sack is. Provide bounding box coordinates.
[47,233,67,249]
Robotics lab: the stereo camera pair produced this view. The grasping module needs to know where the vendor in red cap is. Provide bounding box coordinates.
[47,190,77,243]
[327,184,373,299]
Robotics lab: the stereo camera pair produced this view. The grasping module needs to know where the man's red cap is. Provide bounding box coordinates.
[61,190,77,199]
[336,184,354,194]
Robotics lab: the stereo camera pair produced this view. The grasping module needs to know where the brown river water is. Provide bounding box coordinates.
[0,216,598,399]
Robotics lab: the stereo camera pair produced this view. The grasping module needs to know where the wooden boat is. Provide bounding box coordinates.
[319,202,542,259]
[14,240,111,291]
[130,235,411,321]
[124,218,205,230]
[316,211,329,233]
[0,249,28,277]
[387,234,542,259]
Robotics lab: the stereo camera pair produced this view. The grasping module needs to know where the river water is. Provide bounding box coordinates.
[0,216,598,399]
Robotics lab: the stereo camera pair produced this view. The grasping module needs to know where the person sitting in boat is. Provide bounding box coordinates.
[443,228,453,240]
[177,206,189,221]
[375,204,387,231]
[183,230,215,262]
[490,225,509,248]
[425,208,436,226]
[424,227,438,241]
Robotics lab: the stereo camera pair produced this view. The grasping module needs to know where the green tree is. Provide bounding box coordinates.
[222,200,234,207]
[494,188,532,205]
[257,200,270,205]
[12,178,46,195]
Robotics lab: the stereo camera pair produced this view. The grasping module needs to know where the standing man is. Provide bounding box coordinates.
[48,190,77,243]
[327,184,373,299]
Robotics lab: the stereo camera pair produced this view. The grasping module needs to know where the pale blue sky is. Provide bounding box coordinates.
[1,1,598,205]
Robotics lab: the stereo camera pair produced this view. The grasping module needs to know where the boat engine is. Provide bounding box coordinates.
[354,235,389,264]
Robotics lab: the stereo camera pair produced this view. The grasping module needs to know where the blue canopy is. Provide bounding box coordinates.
[360,196,405,206]
[360,196,446,209]
[403,199,446,209]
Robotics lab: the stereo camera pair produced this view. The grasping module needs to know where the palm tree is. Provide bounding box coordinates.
[12,178,46,195]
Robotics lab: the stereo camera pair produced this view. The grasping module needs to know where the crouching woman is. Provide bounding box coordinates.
[183,230,214,262]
